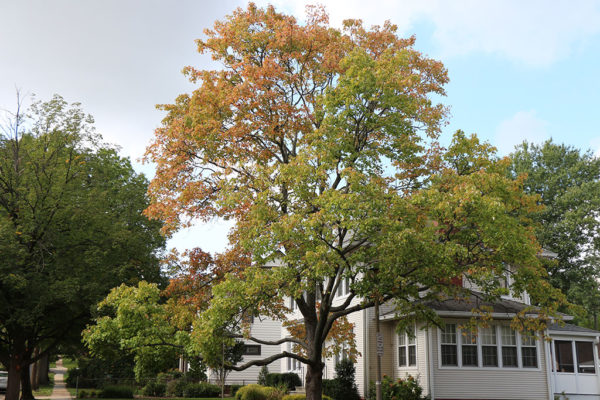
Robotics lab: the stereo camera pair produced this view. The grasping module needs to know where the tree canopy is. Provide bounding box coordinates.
[144,5,567,400]
[510,140,600,326]
[0,95,165,400]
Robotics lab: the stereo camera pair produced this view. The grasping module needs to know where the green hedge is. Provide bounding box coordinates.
[265,373,301,391]
[98,385,134,399]
[182,382,221,398]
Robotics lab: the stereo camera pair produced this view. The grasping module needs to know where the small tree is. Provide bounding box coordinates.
[257,365,269,386]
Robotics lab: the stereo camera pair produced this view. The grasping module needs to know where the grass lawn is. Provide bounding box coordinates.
[32,372,55,397]
[61,357,78,370]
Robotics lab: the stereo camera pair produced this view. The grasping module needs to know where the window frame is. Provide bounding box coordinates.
[553,338,597,375]
[397,325,417,368]
[438,322,540,371]
[242,344,261,356]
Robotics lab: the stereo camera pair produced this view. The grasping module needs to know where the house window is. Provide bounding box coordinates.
[336,277,350,297]
[481,326,498,367]
[555,340,574,372]
[461,329,478,366]
[287,343,301,371]
[440,324,538,369]
[242,345,261,356]
[440,324,458,366]
[398,327,417,367]
[576,341,596,374]
[500,326,518,367]
[289,297,297,311]
[334,343,349,367]
[521,334,537,368]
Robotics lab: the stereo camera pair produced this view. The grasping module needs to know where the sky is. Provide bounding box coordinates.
[1,0,599,254]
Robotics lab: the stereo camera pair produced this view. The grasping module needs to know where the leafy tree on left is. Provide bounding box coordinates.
[0,95,166,400]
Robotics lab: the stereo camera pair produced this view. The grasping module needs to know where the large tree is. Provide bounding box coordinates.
[145,5,566,399]
[510,140,600,326]
[0,95,165,400]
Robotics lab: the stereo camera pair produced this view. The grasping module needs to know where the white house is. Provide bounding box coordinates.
[216,262,600,400]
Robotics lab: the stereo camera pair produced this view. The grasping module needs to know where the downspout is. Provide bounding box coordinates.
[428,327,435,400]
[544,329,553,400]
[364,307,370,399]
[595,336,600,395]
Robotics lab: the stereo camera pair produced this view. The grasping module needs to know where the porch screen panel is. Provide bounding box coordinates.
[576,341,595,374]
[441,324,457,366]
[555,340,574,372]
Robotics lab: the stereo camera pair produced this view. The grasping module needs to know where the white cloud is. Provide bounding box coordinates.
[256,0,600,67]
[590,137,600,157]
[494,110,549,155]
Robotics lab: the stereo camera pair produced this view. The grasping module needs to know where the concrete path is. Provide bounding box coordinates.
[37,358,72,400]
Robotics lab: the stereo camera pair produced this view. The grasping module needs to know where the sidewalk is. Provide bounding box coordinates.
[37,358,72,400]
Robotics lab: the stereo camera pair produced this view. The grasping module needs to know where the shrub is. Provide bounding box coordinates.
[368,375,427,400]
[78,389,100,398]
[235,384,266,400]
[265,373,301,391]
[166,378,188,397]
[324,359,359,400]
[230,384,243,396]
[258,365,269,386]
[98,385,134,399]
[235,384,286,400]
[142,380,166,397]
[281,395,332,400]
[182,382,221,398]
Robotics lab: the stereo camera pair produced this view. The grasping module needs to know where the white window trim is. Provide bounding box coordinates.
[335,277,351,298]
[397,325,418,369]
[286,342,301,371]
[437,322,541,371]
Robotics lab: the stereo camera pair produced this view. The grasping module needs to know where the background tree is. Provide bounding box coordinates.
[0,95,165,400]
[144,5,567,400]
[510,140,600,327]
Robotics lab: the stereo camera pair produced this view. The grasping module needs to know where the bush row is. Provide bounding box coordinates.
[264,373,302,391]
[77,385,134,399]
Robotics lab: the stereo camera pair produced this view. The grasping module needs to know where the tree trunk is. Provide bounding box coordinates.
[20,366,35,400]
[6,356,22,400]
[36,354,49,386]
[305,362,324,400]
[30,349,39,391]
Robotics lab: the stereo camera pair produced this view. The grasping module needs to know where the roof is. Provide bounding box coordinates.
[548,323,600,337]
[427,293,534,314]
[380,291,572,320]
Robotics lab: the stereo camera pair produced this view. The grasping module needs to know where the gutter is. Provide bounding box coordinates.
[547,330,599,337]
[380,310,573,321]
[363,307,369,398]
[427,327,435,400]
[544,329,553,400]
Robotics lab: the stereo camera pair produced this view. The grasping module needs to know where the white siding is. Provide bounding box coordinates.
[392,322,429,396]
[432,319,550,400]
[215,317,283,385]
